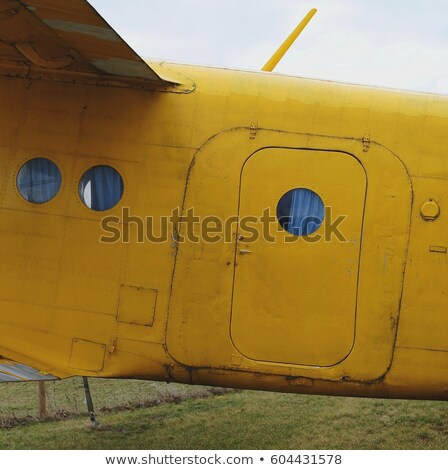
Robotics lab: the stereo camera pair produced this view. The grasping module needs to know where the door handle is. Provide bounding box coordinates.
[238,249,253,255]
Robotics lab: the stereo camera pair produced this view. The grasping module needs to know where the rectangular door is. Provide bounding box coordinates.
[231,148,367,367]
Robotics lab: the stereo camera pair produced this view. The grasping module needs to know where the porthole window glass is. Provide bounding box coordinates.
[277,188,325,236]
[79,165,123,211]
[17,157,62,204]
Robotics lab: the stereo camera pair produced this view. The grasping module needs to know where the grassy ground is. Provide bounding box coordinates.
[0,377,216,423]
[0,379,447,450]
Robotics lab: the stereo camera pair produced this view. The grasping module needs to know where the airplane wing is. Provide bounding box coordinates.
[0,0,172,88]
[0,358,57,382]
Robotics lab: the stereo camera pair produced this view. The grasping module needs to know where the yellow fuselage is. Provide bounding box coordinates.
[0,62,447,399]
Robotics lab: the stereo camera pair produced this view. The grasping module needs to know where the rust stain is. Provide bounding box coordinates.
[287,376,314,387]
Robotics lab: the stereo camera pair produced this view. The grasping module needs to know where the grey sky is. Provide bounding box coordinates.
[90,0,448,94]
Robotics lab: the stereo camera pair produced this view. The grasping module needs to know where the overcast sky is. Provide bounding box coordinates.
[89,0,448,94]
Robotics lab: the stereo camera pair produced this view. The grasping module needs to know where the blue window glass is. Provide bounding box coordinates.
[277,188,325,236]
[79,165,124,211]
[17,158,62,204]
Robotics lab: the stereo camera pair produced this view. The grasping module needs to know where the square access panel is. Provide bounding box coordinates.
[117,285,158,327]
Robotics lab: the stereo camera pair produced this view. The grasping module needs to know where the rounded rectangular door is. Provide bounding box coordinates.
[231,148,367,367]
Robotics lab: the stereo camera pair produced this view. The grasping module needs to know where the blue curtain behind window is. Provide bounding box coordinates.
[80,166,123,211]
[278,188,324,236]
[17,158,61,204]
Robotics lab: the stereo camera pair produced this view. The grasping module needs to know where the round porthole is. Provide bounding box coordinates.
[277,188,325,236]
[17,157,62,204]
[79,165,124,211]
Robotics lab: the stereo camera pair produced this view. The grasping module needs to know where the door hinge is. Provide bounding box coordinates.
[249,122,258,140]
[362,133,371,152]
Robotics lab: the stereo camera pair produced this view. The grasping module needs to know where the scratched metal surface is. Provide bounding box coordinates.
[0,0,164,83]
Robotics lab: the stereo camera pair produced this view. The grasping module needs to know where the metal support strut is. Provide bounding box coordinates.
[82,376,100,428]
[262,8,317,72]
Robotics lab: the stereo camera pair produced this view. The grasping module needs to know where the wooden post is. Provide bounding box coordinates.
[38,381,47,419]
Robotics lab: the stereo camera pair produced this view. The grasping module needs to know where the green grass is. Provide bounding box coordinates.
[0,379,447,450]
[0,377,216,423]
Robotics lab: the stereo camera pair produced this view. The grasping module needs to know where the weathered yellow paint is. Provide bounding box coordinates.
[117,286,157,327]
[166,126,412,386]
[0,1,447,400]
[69,338,106,372]
[231,149,366,367]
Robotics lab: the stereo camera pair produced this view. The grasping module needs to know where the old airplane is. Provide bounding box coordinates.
[0,0,447,401]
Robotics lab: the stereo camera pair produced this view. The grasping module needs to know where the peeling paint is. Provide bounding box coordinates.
[43,19,121,42]
[92,58,161,81]
[287,376,314,387]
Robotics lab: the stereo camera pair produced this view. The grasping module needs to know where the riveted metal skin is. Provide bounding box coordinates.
[0,1,447,401]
